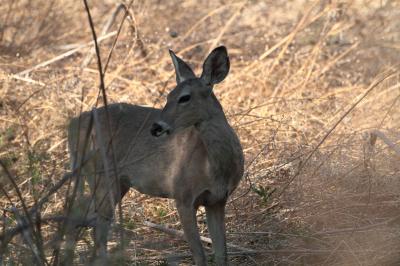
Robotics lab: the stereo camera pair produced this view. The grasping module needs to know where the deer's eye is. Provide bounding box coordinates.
[178,94,191,104]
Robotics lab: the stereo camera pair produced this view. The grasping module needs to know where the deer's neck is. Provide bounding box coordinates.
[197,116,244,190]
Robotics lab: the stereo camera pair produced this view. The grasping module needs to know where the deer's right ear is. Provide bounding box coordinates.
[200,46,230,86]
[169,50,196,84]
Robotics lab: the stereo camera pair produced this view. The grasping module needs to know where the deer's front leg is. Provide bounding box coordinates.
[206,200,227,266]
[176,202,207,266]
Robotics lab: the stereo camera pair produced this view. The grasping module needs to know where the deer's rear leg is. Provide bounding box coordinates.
[89,177,117,265]
[93,214,112,264]
[89,174,129,265]
[87,199,113,266]
[176,202,207,266]
[62,172,91,265]
[206,200,228,266]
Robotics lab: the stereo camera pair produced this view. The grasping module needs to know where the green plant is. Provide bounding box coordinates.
[252,184,276,204]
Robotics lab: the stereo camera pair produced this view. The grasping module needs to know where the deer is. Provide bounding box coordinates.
[66,46,244,266]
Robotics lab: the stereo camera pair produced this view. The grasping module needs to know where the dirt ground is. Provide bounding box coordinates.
[1,0,400,265]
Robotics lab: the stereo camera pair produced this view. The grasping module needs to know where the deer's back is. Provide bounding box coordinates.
[68,103,161,168]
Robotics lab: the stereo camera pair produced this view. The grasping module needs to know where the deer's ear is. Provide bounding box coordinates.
[169,50,196,84]
[200,46,230,86]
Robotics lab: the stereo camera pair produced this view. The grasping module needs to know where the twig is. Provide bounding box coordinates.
[9,207,43,265]
[0,168,93,247]
[0,161,37,246]
[15,87,48,111]
[92,108,115,208]
[14,31,117,77]
[9,75,45,86]
[29,172,74,216]
[277,70,398,197]
[143,221,255,252]
[81,4,126,68]
[369,130,400,156]
[207,2,246,54]
[313,214,400,236]
[0,160,48,264]
[102,1,135,74]
[133,248,375,262]
[0,214,97,245]
[181,3,241,41]
[82,0,124,253]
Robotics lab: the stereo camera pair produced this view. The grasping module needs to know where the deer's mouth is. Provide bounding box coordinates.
[151,121,172,137]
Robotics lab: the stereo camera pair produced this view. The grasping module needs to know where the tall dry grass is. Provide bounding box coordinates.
[1,0,400,265]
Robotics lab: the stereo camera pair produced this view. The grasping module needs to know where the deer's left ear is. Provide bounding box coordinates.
[169,50,196,84]
[200,46,230,86]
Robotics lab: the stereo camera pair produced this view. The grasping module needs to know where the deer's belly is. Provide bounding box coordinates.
[130,176,173,198]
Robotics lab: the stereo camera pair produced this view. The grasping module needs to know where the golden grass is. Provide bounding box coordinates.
[1,0,400,265]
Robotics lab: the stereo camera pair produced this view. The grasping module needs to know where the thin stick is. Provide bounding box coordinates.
[134,248,374,262]
[14,31,117,77]
[277,70,397,197]
[92,108,114,208]
[181,3,240,40]
[0,161,47,264]
[313,215,400,236]
[143,221,255,252]
[369,130,400,156]
[81,4,126,68]
[102,1,134,74]
[207,2,246,54]
[10,207,43,265]
[82,0,124,252]
[0,215,96,242]
[9,75,45,86]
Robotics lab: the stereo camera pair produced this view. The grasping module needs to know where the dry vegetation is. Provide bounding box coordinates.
[1,0,400,265]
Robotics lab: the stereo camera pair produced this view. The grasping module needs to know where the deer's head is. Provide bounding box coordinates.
[151,46,230,137]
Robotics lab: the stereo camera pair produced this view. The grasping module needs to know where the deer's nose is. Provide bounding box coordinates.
[151,121,171,137]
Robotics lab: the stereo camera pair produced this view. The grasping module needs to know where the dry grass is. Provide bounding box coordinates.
[1,0,400,265]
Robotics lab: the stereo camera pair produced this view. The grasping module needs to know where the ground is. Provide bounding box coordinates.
[1,0,400,265]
